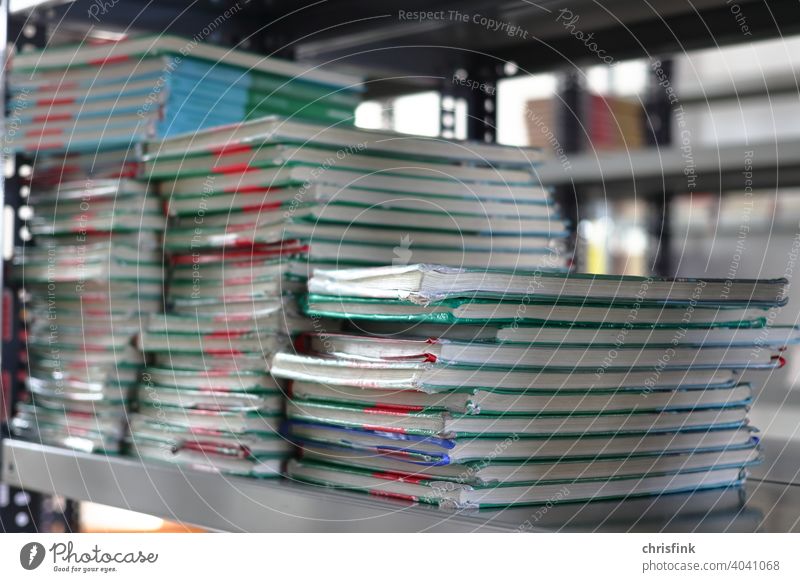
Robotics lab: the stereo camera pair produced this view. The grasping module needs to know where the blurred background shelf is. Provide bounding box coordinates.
[535,138,800,192]
[4,439,800,533]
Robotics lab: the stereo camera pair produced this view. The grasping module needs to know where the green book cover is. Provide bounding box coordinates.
[302,294,771,327]
[286,400,749,438]
[287,458,748,508]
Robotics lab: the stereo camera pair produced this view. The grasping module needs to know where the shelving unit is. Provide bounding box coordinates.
[3,0,800,532]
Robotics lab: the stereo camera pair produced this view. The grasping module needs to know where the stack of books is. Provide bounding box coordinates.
[23,148,141,186]
[127,246,312,476]
[10,178,164,453]
[129,117,563,475]
[143,116,568,270]
[6,37,360,458]
[7,35,361,152]
[272,264,795,507]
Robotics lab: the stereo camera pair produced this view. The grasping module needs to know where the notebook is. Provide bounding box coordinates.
[285,400,749,437]
[288,380,753,415]
[271,352,739,392]
[308,264,788,306]
[298,443,760,486]
[287,458,746,508]
[146,115,543,167]
[304,295,772,326]
[297,332,785,370]
[288,421,756,464]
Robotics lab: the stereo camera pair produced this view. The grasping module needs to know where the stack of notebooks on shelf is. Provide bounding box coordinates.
[129,116,562,475]
[10,177,164,453]
[7,36,360,458]
[7,34,361,152]
[271,264,795,508]
[25,148,142,186]
[143,116,567,270]
[127,247,312,477]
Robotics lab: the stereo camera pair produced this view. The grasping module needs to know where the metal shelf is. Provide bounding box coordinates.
[678,73,800,106]
[3,439,800,533]
[535,139,800,194]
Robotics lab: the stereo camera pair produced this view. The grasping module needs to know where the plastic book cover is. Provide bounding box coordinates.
[302,294,773,327]
[285,399,750,438]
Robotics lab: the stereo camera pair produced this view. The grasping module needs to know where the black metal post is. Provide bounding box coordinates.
[0,4,78,534]
[443,55,499,143]
[645,58,675,275]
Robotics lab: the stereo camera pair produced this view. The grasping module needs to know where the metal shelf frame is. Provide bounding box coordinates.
[2,0,79,533]
[12,1,800,79]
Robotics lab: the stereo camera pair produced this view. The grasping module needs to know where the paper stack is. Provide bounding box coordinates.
[7,36,359,458]
[143,116,567,270]
[272,264,794,508]
[10,173,164,453]
[7,35,361,152]
[128,246,311,476]
[130,116,563,475]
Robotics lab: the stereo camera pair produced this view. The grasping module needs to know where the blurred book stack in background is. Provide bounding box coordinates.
[272,264,794,507]
[524,93,644,156]
[584,93,645,152]
[7,35,361,152]
[524,98,561,156]
[6,36,359,456]
[10,177,163,453]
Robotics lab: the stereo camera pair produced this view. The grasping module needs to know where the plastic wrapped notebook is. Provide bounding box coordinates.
[298,442,761,485]
[144,143,544,186]
[287,379,753,415]
[287,459,749,509]
[128,418,291,478]
[285,400,749,438]
[297,332,790,369]
[307,264,789,305]
[288,422,757,465]
[145,115,543,166]
[303,294,775,326]
[351,319,797,343]
[271,353,741,391]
